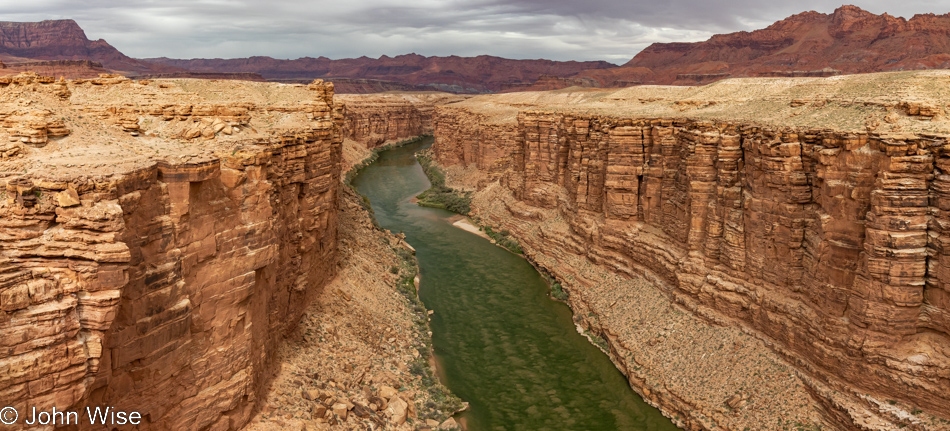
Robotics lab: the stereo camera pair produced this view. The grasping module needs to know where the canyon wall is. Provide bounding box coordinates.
[339,93,466,148]
[0,77,343,430]
[433,103,950,429]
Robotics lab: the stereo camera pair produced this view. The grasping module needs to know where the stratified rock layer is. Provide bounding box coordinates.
[0,20,174,75]
[432,76,950,429]
[338,93,465,148]
[0,76,343,430]
[572,6,950,87]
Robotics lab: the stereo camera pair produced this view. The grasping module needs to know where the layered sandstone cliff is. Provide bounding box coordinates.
[0,60,112,79]
[337,93,466,148]
[627,5,950,81]
[570,6,950,87]
[0,20,175,75]
[0,75,342,430]
[432,72,950,430]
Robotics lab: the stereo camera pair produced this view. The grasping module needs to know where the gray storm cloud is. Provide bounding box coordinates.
[0,0,947,62]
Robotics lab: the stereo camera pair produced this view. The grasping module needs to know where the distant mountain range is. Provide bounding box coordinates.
[616,5,950,84]
[0,19,177,75]
[142,54,616,93]
[0,19,614,92]
[3,6,950,92]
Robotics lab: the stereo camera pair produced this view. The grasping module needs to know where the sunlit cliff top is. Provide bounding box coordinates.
[444,70,950,136]
[0,74,337,181]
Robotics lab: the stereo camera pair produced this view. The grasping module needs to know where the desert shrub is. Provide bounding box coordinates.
[482,226,523,254]
[415,149,472,214]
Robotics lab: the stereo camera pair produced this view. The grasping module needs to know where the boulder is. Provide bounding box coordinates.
[55,188,80,207]
[439,417,460,430]
[384,395,408,425]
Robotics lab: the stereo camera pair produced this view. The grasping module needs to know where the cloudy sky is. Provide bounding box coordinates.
[2,0,948,63]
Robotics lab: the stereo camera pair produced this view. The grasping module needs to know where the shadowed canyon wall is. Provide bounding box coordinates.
[433,105,950,428]
[0,77,343,430]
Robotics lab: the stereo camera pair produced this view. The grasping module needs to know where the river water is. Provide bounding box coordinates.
[351,138,678,431]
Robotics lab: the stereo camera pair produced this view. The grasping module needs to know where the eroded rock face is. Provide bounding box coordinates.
[0,60,112,80]
[565,6,950,88]
[339,93,467,147]
[434,107,950,427]
[0,20,173,75]
[433,107,519,187]
[0,78,343,430]
[341,97,431,148]
[0,107,69,145]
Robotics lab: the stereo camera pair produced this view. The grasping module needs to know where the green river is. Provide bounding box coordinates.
[352,138,678,431]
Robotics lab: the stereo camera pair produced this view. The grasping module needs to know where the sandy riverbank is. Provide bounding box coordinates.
[448,215,491,240]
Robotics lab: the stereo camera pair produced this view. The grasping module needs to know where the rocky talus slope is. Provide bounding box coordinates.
[0,74,343,430]
[244,140,461,431]
[431,72,950,430]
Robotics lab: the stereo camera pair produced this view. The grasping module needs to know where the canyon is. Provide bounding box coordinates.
[0,72,466,430]
[427,71,950,430]
[3,67,950,430]
[338,93,465,148]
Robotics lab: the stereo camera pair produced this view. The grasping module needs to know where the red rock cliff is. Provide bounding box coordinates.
[0,20,173,75]
[432,79,950,429]
[338,93,467,147]
[0,77,342,430]
[618,5,950,85]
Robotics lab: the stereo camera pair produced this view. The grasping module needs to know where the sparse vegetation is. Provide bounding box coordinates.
[551,282,568,301]
[585,329,609,352]
[482,225,523,254]
[391,246,464,421]
[414,148,472,214]
[347,142,465,423]
[540,271,568,301]
[792,422,823,431]
[415,185,472,214]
